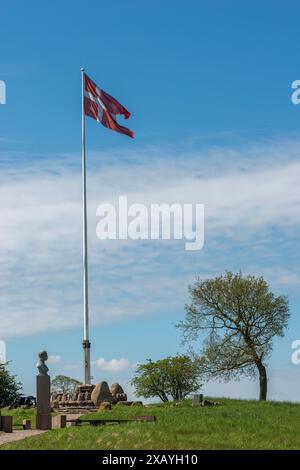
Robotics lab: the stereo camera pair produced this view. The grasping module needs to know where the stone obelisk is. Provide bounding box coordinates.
[36,350,52,430]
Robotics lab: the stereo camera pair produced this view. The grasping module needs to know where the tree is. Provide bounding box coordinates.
[131,355,202,402]
[179,272,289,401]
[0,362,22,407]
[51,375,82,395]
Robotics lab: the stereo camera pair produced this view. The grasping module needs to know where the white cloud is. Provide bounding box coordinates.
[1,138,300,338]
[92,357,131,373]
[47,355,61,364]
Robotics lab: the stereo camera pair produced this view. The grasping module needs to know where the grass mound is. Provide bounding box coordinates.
[1,398,300,450]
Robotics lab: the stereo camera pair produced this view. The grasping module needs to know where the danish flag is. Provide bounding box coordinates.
[83,73,134,138]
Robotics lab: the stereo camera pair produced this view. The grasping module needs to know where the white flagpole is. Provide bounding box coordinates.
[81,67,91,384]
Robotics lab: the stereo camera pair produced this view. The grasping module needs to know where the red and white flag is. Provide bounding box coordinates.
[83,73,134,138]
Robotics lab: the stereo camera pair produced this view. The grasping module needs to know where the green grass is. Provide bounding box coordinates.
[1,398,300,450]
[0,407,57,430]
[0,407,38,429]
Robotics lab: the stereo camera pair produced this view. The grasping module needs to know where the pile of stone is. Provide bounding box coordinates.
[51,384,95,409]
[51,381,128,411]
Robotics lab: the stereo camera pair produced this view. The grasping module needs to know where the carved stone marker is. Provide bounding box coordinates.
[193,394,204,406]
[36,350,52,430]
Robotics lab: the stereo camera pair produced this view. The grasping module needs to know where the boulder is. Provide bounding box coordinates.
[110,383,127,403]
[91,381,113,406]
[110,383,124,396]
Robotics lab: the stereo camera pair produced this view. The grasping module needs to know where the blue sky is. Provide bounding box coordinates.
[1,0,300,401]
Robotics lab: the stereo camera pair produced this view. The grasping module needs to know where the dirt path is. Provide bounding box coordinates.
[0,430,47,446]
[0,413,83,447]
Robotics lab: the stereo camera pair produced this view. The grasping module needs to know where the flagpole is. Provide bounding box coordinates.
[81,67,91,384]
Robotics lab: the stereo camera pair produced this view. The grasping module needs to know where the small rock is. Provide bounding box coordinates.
[98,401,111,411]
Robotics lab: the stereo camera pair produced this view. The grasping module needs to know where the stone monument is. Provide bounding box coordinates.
[36,350,52,430]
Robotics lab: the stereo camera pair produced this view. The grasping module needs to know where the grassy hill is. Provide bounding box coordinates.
[1,398,300,450]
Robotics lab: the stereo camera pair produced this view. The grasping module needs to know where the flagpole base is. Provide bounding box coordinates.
[82,339,91,385]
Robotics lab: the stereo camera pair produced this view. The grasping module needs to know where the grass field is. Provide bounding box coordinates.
[1,398,300,450]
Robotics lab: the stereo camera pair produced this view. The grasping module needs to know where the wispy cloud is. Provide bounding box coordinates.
[1,138,300,338]
[92,357,132,373]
